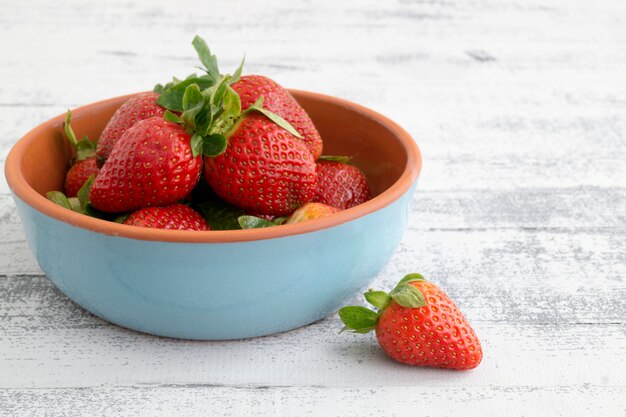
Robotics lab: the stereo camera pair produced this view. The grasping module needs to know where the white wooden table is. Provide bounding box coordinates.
[1,0,625,415]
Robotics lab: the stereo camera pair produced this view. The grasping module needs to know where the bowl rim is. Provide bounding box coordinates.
[5,89,422,243]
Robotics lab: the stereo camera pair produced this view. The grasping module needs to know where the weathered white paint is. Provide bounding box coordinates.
[1,0,625,415]
[1,385,625,417]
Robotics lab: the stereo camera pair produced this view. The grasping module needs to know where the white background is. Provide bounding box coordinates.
[1,0,625,415]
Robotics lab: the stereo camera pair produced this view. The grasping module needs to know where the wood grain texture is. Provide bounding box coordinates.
[1,385,625,417]
[1,0,626,415]
[1,274,625,389]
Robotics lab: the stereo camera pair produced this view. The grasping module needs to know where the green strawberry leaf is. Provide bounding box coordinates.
[182,83,203,111]
[238,215,276,229]
[195,103,213,136]
[48,178,124,221]
[113,213,130,224]
[181,103,203,131]
[209,76,231,109]
[222,85,242,120]
[203,134,227,157]
[397,273,426,286]
[245,97,303,139]
[155,75,184,94]
[83,203,107,219]
[68,197,83,213]
[272,216,288,226]
[318,155,353,164]
[192,35,221,82]
[190,133,204,158]
[75,136,97,161]
[155,73,203,95]
[164,110,181,124]
[157,76,215,112]
[77,175,96,210]
[181,84,209,130]
[364,290,391,310]
[230,55,245,84]
[197,199,245,230]
[338,306,379,334]
[389,284,426,308]
[46,191,72,210]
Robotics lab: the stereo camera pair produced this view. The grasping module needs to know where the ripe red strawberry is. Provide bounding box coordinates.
[124,204,210,230]
[89,117,202,213]
[313,159,371,210]
[147,37,317,217]
[65,158,100,198]
[203,112,317,216]
[62,110,100,197]
[286,202,339,224]
[232,75,323,159]
[96,92,165,166]
[339,274,483,370]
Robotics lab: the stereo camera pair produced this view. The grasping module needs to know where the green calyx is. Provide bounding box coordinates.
[47,177,94,215]
[154,35,301,159]
[197,198,246,230]
[338,273,427,334]
[160,78,238,158]
[196,198,288,230]
[46,191,74,211]
[64,110,96,162]
[237,215,287,229]
[237,215,275,229]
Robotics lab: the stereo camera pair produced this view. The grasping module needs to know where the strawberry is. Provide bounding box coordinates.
[232,75,323,159]
[96,92,165,166]
[203,112,317,216]
[313,157,371,210]
[65,158,100,198]
[339,274,483,370]
[286,202,339,224]
[62,111,100,197]
[149,37,318,216]
[124,203,210,230]
[156,36,322,159]
[89,117,202,213]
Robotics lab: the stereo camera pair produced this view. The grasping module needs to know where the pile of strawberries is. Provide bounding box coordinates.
[48,36,371,230]
[47,37,484,371]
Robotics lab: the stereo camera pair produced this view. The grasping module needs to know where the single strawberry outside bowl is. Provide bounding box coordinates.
[5,90,422,340]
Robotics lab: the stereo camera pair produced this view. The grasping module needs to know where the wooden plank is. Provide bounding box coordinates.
[1,1,626,192]
[1,0,626,413]
[3,224,626,327]
[0,384,625,417]
[1,271,625,388]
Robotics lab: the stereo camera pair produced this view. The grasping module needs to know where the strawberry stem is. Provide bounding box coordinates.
[64,110,97,162]
[64,110,79,147]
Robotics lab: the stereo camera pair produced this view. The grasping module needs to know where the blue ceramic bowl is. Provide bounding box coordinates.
[5,90,421,340]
